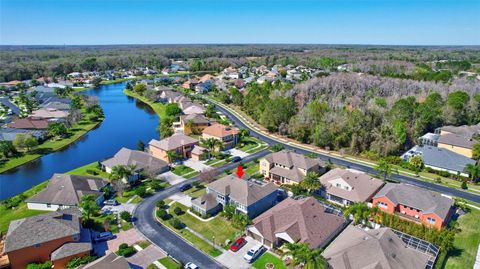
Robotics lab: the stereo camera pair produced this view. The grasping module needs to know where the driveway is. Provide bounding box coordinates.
[107,229,146,253]
[184,159,211,172]
[224,148,250,158]
[127,245,167,269]
[168,193,193,207]
[216,236,261,269]
[157,171,186,185]
[102,203,137,214]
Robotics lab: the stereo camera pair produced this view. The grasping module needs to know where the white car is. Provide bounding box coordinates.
[243,245,264,263]
[184,262,199,269]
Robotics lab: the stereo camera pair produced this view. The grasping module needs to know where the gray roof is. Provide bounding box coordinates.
[0,97,20,115]
[192,193,219,211]
[5,209,82,253]
[207,174,278,206]
[0,128,46,141]
[401,145,475,173]
[180,113,210,125]
[51,242,92,261]
[79,252,131,269]
[319,168,385,203]
[101,147,168,172]
[374,183,454,219]
[264,150,325,170]
[440,124,480,137]
[438,133,476,149]
[27,173,108,206]
[40,101,71,111]
[323,225,431,269]
[148,133,198,151]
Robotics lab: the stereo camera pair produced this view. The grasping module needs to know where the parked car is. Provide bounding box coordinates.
[179,183,192,192]
[104,199,119,206]
[230,237,247,252]
[184,262,199,269]
[243,245,264,263]
[231,156,242,163]
[94,231,114,242]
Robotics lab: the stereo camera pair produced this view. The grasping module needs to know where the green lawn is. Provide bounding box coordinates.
[236,137,260,152]
[137,240,151,249]
[123,89,167,121]
[183,171,200,179]
[171,202,240,247]
[100,78,130,85]
[184,186,206,199]
[158,257,181,269]
[0,110,103,173]
[66,161,110,178]
[252,252,286,269]
[172,165,195,176]
[444,209,480,269]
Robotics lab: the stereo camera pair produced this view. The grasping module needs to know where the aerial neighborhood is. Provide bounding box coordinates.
[1,49,479,269]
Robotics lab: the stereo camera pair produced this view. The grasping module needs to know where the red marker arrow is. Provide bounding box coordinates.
[236,165,244,178]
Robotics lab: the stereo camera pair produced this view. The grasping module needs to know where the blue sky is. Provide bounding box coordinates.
[1,0,479,45]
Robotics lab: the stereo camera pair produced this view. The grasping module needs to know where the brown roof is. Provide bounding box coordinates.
[202,123,239,138]
[80,252,131,269]
[180,114,210,125]
[148,133,198,151]
[30,108,69,119]
[320,168,385,203]
[191,193,219,211]
[323,225,431,269]
[101,147,168,172]
[252,197,345,249]
[264,150,325,170]
[7,118,49,129]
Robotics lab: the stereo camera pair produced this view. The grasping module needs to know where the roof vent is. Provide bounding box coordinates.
[391,253,396,259]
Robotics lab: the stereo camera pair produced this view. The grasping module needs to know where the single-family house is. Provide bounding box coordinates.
[259,150,326,185]
[4,208,92,269]
[372,183,455,229]
[435,124,480,158]
[190,145,209,161]
[101,147,169,183]
[30,108,69,120]
[401,145,475,177]
[148,133,199,163]
[322,225,432,269]
[247,197,346,249]
[7,118,49,129]
[201,123,239,150]
[80,252,131,269]
[0,128,46,141]
[181,102,206,115]
[27,174,109,211]
[197,174,279,218]
[180,114,211,135]
[191,193,222,216]
[319,168,385,205]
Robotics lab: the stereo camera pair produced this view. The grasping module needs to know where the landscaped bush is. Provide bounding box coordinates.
[1,193,26,209]
[67,255,97,269]
[269,144,284,152]
[169,218,183,229]
[120,211,132,222]
[134,186,147,197]
[86,169,98,175]
[149,180,165,191]
[156,209,170,220]
[173,206,184,215]
[117,243,137,257]
[26,261,52,269]
[156,200,166,209]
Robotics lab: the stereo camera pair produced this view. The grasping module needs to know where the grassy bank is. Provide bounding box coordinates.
[100,78,130,85]
[123,89,167,123]
[0,111,104,173]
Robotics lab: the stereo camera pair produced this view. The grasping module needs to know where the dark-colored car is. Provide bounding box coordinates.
[230,237,247,252]
[230,156,242,163]
[179,183,192,192]
[94,231,114,242]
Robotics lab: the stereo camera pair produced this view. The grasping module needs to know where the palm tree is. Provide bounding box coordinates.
[283,243,327,269]
[166,150,179,163]
[464,163,480,182]
[109,165,132,181]
[213,138,224,152]
[299,172,321,193]
[344,203,372,225]
[200,137,220,152]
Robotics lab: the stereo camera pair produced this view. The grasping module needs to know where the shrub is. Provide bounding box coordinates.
[26,261,52,269]
[1,194,26,209]
[86,169,99,175]
[117,243,136,257]
[134,186,147,197]
[169,218,183,229]
[270,144,284,152]
[156,200,166,209]
[461,180,468,189]
[156,209,170,220]
[120,211,132,222]
[67,255,97,269]
[150,180,165,191]
[173,206,184,215]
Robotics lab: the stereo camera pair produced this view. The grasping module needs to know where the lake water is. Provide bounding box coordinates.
[0,82,160,200]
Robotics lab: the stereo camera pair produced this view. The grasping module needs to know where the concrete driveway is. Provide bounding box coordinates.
[107,229,146,253]
[157,171,186,185]
[224,148,250,158]
[168,193,193,207]
[216,236,261,269]
[184,159,211,172]
[127,245,167,269]
[102,203,137,214]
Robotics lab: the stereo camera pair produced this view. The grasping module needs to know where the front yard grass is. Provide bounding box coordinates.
[172,165,195,176]
[444,208,480,269]
[158,257,182,269]
[252,252,286,269]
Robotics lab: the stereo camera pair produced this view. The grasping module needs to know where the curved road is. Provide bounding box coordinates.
[210,100,480,204]
[134,149,270,268]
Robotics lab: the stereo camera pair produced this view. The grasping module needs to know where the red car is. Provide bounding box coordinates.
[230,237,247,252]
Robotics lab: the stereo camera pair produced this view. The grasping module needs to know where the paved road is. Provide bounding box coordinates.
[133,149,270,269]
[211,101,480,204]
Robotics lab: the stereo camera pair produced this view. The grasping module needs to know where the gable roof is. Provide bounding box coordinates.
[264,150,325,170]
[148,133,198,151]
[5,209,82,253]
[323,225,431,269]
[207,174,278,206]
[202,123,239,138]
[319,168,385,203]
[7,118,49,129]
[438,133,476,149]
[374,183,454,219]
[252,197,345,249]
[180,113,211,125]
[27,173,108,206]
[182,104,205,115]
[30,108,69,119]
[192,193,219,211]
[79,252,131,269]
[101,147,168,171]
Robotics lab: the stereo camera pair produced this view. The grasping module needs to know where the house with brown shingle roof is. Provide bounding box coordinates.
[30,108,69,120]
[180,114,211,135]
[259,150,326,185]
[7,118,49,129]
[202,123,239,150]
[319,168,384,206]
[247,197,346,249]
[148,133,199,163]
[323,225,432,269]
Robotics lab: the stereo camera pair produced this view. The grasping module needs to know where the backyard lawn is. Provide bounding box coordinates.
[66,161,110,178]
[252,252,286,269]
[124,89,167,122]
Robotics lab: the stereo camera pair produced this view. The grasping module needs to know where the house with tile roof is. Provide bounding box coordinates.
[247,197,346,249]
[319,168,384,206]
[101,147,169,182]
[259,150,326,185]
[323,225,433,269]
[7,118,49,129]
[27,174,109,211]
[199,174,279,218]
[372,183,455,229]
[148,133,199,163]
[4,208,92,269]
[202,123,239,150]
[180,113,211,135]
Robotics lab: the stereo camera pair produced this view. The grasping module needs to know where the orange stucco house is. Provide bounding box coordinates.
[372,183,455,229]
[148,133,199,163]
